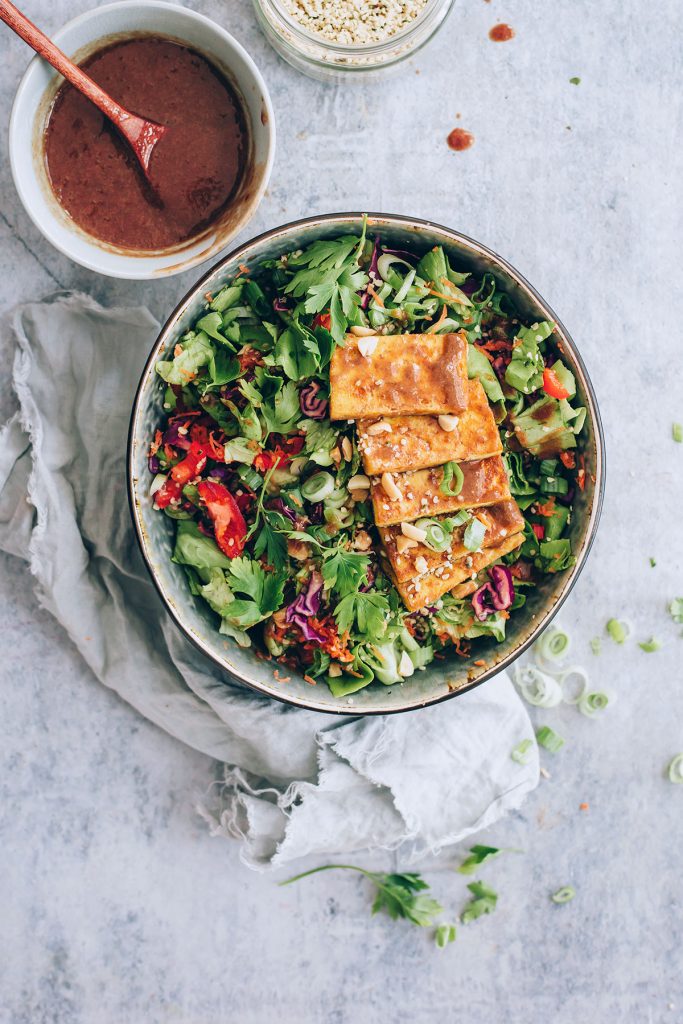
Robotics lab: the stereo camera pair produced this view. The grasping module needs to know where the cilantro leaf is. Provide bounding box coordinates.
[335,591,390,641]
[322,547,370,598]
[280,865,442,929]
[461,880,498,923]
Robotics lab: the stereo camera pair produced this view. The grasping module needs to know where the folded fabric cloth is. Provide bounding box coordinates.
[0,293,539,869]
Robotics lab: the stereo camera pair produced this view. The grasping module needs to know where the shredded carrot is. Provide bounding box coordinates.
[559,450,576,469]
[473,343,495,364]
[150,429,163,457]
[237,263,251,277]
[473,659,487,667]
[303,674,317,686]
[208,431,225,461]
[204,291,213,302]
[535,497,556,518]
[273,669,291,683]
[579,802,589,811]
[367,283,385,308]
[174,343,183,357]
[426,303,448,333]
[163,443,175,462]
[178,368,196,382]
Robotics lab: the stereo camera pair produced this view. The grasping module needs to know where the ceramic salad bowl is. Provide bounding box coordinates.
[127,212,605,714]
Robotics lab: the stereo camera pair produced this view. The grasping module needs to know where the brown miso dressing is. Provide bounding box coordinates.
[44,37,248,251]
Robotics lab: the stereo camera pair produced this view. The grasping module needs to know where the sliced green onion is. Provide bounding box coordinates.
[669,598,683,624]
[440,461,464,497]
[558,666,590,705]
[535,625,571,663]
[513,664,563,707]
[536,725,565,752]
[434,923,457,948]
[606,618,629,644]
[301,471,335,502]
[463,516,487,551]
[445,510,470,530]
[551,886,575,904]
[638,637,661,653]
[673,422,683,443]
[590,637,601,656]
[539,458,559,476]
[511,738,534,764]
[236,464,263,491]
[540,476,570,496]
[649,557,656,568]
[668,754,683,784]
[578,690,614,717]
[424,522,451,553]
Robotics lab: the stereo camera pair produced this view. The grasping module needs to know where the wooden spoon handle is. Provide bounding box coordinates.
[0,0,126,123]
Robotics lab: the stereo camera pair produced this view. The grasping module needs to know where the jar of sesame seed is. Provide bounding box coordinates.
[252,0,455,79]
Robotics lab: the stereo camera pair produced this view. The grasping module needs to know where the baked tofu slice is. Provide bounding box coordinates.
[329,332,468,421]
[387,532,524,612]
[371,455,511,527]
[379,499,524,584]
[357,379,501,475]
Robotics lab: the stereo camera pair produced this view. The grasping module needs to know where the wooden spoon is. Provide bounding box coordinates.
[0,0,166,179]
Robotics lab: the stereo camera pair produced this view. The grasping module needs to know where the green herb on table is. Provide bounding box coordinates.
[590,636,602,655]
[457,845,503,875]
[511,738,534,764]
[649,557,657,568]
[460,880,498,923]
[638,637,661,653]
[280,865,443,927]
[569,76,581,85]
[606,618,629,644]
[434,923,457,948]
[551,886,576,904]
[536,725,565,752]
[673,422,683,443]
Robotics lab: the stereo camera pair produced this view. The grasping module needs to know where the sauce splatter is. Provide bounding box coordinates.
[447,128,474,152]
[489,22,515,41]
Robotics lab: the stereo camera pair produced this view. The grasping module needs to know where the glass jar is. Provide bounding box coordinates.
[251,0,456,80]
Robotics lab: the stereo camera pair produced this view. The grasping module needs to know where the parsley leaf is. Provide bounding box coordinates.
[280,865,443,929]
[262,381,301,434]
[252,512,289,571]
[457,845,503,875]
[226,556,285,615]
[460,880,498,923]
[669,598,683,624]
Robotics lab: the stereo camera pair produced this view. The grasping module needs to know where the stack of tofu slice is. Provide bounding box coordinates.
[330,332,525,611]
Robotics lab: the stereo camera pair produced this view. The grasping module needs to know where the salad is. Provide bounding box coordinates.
[147,220,586,697]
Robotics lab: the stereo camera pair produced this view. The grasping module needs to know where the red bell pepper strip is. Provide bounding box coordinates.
[531,523,545,541]
[542,367,570,400]
[312,312,331,330]
[197,480,247,558]
[154,477,183,509]
[171,440,208,486]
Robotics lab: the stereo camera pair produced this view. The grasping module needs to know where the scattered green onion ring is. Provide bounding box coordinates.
[424,523,451,553]
[439,461,464,497]
[673,422,683,443]
[301,471,335,503]
[551,886,575,904]
[536,725,565,752]
[606,618,629,644]
[668,754,683,784]
[639,637,661,653]
[590,637,601,656]
[535,625,571,663]
[578,690,614,718]
[557,666,590,705]
[513,665,563,708]
[511,738,534,764]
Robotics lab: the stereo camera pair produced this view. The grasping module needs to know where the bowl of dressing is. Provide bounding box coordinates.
[9,0,275,279]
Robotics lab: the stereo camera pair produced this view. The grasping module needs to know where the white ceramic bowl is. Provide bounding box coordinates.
[9,0,275,279]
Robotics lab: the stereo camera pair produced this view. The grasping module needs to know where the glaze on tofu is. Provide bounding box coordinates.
[329,332,468,420]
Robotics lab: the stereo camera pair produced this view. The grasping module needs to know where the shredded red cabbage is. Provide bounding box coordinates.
[299,380,328,419]
[471,565,515,621]
[268,497,297,524]
[148,454,160,474]
[272,296,290,312]
[162,421,192,451]
[285,571,326,643]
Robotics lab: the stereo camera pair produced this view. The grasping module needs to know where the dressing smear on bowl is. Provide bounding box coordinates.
[44,36,248,251]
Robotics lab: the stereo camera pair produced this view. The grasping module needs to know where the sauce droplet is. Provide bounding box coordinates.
[447,128,474,152]
[489,22,515,41]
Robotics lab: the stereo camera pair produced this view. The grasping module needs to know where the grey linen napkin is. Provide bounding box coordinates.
[0,293,538,869]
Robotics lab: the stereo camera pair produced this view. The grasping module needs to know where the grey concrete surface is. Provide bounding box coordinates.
[1,0,682,1021]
